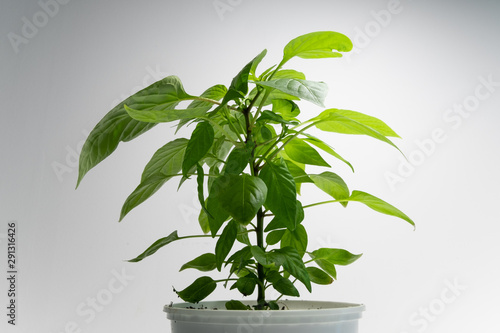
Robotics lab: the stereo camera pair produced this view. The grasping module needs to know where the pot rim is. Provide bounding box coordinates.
[164,300,365,325]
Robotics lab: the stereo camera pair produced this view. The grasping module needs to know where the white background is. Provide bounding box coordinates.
[1,0,499,332]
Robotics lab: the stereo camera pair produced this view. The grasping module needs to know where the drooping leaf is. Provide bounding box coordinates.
[259,158,297,230]
[346,191,415,227]
[176,276,217,303]
[284,138,330,167]
[182,121,214,177]
[281,31,353,65]
[196,163,211,218]
[284,160,313,184]
[122,75,207,123]
[250,246,274,266]
[180,253,217,272]
[236,224,251,245]
[307,267,334,285]
[127,231,179,262]
[141,138,188,181]
[256,79,328,107]
[225,300,250,310]
[265,200,304,232]
[198,209,210,234]
[215,220,238,271]
[266,271,300,297]
[272,69,306,80]
[269,247,311,292]
[256,110,297,125]
[120,174,173,221]
[302,136,353,172]
[309,172,350,207]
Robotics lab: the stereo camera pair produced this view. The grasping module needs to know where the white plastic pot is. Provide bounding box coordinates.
[164,300,365,333]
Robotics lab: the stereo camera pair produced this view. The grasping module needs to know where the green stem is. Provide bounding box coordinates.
[302,199,346,209]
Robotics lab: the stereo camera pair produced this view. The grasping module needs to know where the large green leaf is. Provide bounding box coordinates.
[284,138,330,167]
[316,109,400,137]
[216,174,268,224]
[256,79,328,107]
[215,220,238,271]
[78,76,181,187]
[315,110,400,151]
[180,253,217,272]
[259,159,297,230]
[282,31,353,65]
[347,191,415,227]
[309,172,350,207]
[127,231,179,262]
[224,146,251,175]
[230,273,258,296]
[176,276,217,303]
[182,121,214,176]
[272,99,300,120]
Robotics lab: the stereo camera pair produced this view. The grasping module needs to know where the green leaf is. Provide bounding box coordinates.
[249,49,267,78]
[196,163,212,218]
[272,99,300,121]
[302,136,353,172]
[122,76,207,123]
[176,84,227,132]
[77,79,168,187]
[347,191,415,227]
[266,271,300,297]
[310,248,362,266]
[250,246,274,266]
[259,159,297,230]
[230,273,258,296]
[215,220,238,271]
[127,231,179,262]
[282,31,353,65]
[120,174,172,221]
[180,253,217,272]
[270,247,311,292]
[182,121,214,177]
[220,50,267,107]
[176,276,217,303]
[236,224,251,245]
[256,110,297,125]
[256,79,328,107]
[206,176,231,236]
[225,300,250,310]
[266,229,286,245]
[198,209,210,234]
[284,160,312,184]
[272,69,306,80]
[141,138,188,181]
[216,174,268,224]
[227,246,253,273]
[265,200,304,232]
[307,267,333,285]
[309,172,350,207]
[317,109,400,137]
[315,110,400,151]
[284,138,330,167]
[224,146,251,175]
[281,224,308,258]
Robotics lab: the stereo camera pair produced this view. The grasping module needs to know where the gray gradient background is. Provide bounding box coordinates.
[1,0,499,332]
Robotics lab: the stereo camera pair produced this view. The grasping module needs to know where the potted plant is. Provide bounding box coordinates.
[77,31,414,333]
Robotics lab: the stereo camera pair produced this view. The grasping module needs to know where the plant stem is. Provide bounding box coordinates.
[255,207,265,308]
